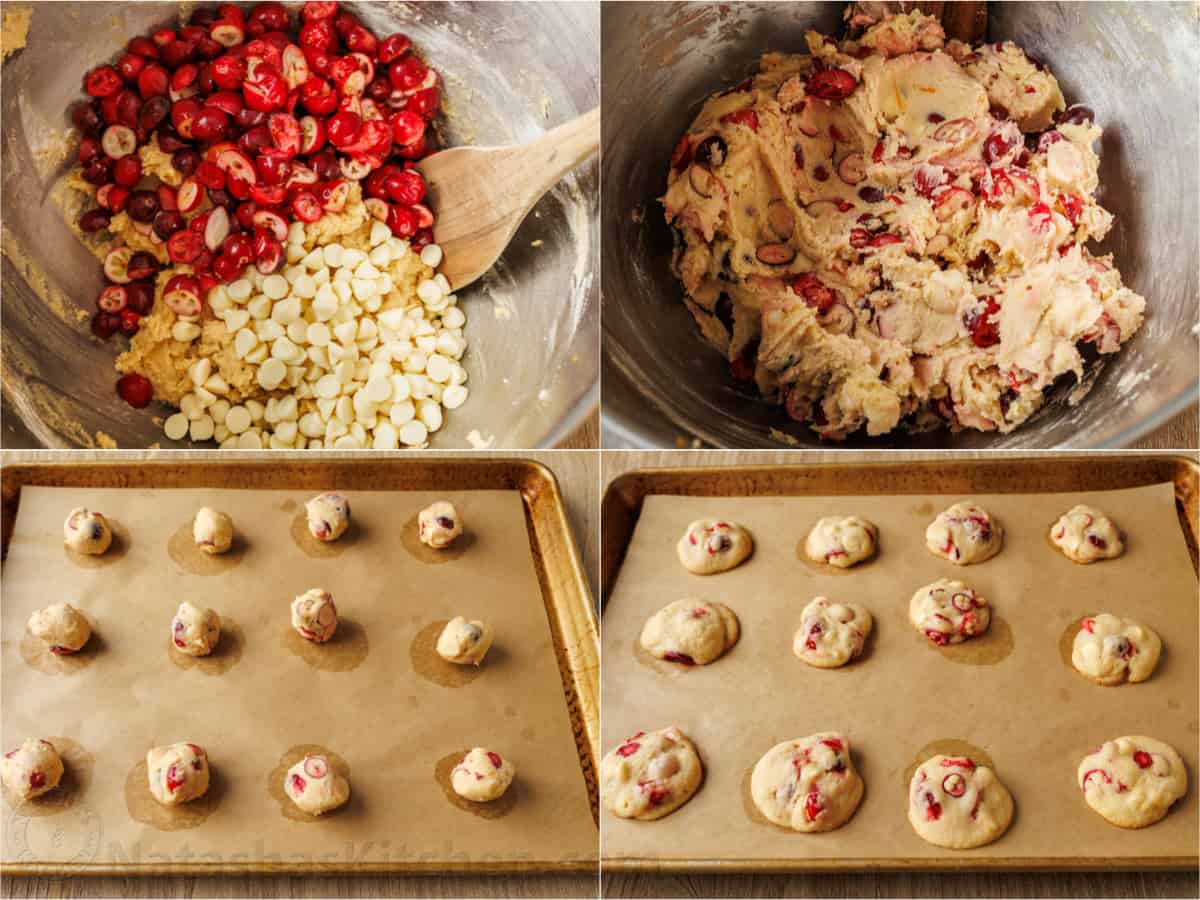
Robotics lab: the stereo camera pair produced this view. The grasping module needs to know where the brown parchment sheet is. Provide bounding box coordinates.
[1,485,596,870]
[601,482,1199,866]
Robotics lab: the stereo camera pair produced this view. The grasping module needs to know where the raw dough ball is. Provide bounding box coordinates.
[1078,736,1187,829]
[908,755,1013,849]
[793,597,873,668]
[910,579,990,645]
[436,616,493,665]
[1,739,64,801]
[804,516,878,567]
[291,589,338,643]
[451,748,516,802]
[1050,505,1123,563]
[418,501,463,549]
[285,753,349,816]
[192,507,233,554]
[27,603,91,655]
[640,598,740,666]
[146,742,210,806]
[750,733,863,832]
[171,602,221,657]
[1072,614,1161,686]
[601,726,702,820]
[925,501,1003,565]
[676,519,753,574]
[63,507,112,555]
[305,492,350,542]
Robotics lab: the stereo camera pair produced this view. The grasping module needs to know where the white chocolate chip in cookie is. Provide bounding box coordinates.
[751,733,863,832]
[305,492,350,542]
[63,508,112,555]
[451,748,515,802]
[27,603,92,655]
[910,579,990,646]
[925,501,1003,565]
[1050,505,1123,563]
[285,754,350,816]
[908,755,1013,849]
[601,726,702,821]
[192,507,233,554]
[418,501,462,549]
[794,597,872,668]
[804,516,878,567]
[1,739,65,801]
[1078,736,1187,829]
[676,519,753,574]
[436,616,493,665]
[147,742,210,806]
[640,598,740,666]
[1072,614,1161,685]
[170,602,221,657]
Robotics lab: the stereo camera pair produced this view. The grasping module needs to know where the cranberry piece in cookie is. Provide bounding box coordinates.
[1050,505,1123,564]
[793,597,873,668]
[676,519,753,575]
[1078,736,1186,828]
[907,754,1013,849]
[451,747,515,802]
[601,726,702,821]
[925,501,1003,565]
[0,739,65,801]
[147,742,210,806]
[418,500,463,549]
[909,579,990,646]
[804,515,878,568]
[751,732,863,832]
[1072,613,1161,685]
[640,598,740,666]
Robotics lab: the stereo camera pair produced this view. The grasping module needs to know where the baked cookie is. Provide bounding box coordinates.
[192,507,233,554]
[1051,505,1123,563]
[910,579,990,646]
[1072,614,1161,685]
[601,726,703,820]
[640,598,740,666]
[291,589,338,643]
[908,755,1014,849]
[146,742,210,806]
[676,519,753,574]
[285,754,349,815]
[451,748,516,802]
[1,739,65,801]
[418,501,463,549]
[171,602,221,657]
[436,616,493,665]
[1078,736,1187,828]
[27,603,92,655]
[794,598,873,668]
[925,501,1003,565]
[750,733,864,832]
[305,492,350,542]
[804,516,878,568]
[63,508,112,555]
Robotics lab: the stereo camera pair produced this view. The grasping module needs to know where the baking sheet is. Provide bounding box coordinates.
[601,482,1199,867]
[2,484,596,870]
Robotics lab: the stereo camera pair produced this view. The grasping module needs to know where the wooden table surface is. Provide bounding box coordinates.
[599,449,1199,900]
[0,449,600,900]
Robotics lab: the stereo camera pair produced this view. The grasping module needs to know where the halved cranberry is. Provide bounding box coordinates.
[806,68,857,101]
[1058,193,1083,225]
[485,751,503,769]
[250,183,288,205]
[161,38,198,70]
[292,191,322,222]
[164,274,204,317]
[222,232,254,266]
[913,164,948,198]
[289,773,307,795]
[319,179,350,212]
[983,130,1015,165]
[97,285,128,312]
[101,124,138,159]
[790,272,836,313]
[216,147,258,184]
[962,296,1001,348]
[923,791,943,821]
[96,184,131,212]
[267,112,302,156]
[616,742,640,757]
[116,373,154,408]
[386,203,418,238]
[243,68,288,112]
[942,773,967,797]
[1028,202,1055,234]
[71,101,104,135]
[299,76,338,115]
[212,251,243,281]
[719,108,758,131]
[167,229,205,263]
[210,16,246,48]
[378,33,412,64]
[408,86,440,119]
[137,63,170,100]
[345,25,378,57]
[85,65,123,98]
[127,251,158,281]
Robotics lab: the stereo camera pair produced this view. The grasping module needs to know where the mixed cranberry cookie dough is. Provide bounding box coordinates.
[64,1,469,448]
[662,10,1145,440]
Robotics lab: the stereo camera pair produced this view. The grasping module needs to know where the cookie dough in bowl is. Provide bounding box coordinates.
[63,508,112,555]
[1072,614,1161,686]
[1078,736,1187,829]
[146,742,210,806]
[1,739,65,802]
[750,733,863,832]
[639,598,740,666]
[794,597,872,668]
[676,519,754,574]
[451,748,515,802]
[925,500,1002,564]
[908,754,1013,848]
[804,516,877,567]
[601,726,703,821]
[1051,505,1123,563]
[659,9,1145,442]
[27,603,92,655]
[286,754,349,816]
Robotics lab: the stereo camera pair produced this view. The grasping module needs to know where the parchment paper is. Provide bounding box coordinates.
[2,485,596,869]
[602,482,1198,865]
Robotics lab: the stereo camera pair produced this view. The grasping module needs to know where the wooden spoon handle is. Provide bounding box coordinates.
[515,106,600,207]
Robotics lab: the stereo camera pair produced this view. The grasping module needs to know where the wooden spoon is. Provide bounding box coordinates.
[415,106,600,292]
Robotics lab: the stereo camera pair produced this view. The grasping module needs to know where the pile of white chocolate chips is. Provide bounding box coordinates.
[662,10,1145,440]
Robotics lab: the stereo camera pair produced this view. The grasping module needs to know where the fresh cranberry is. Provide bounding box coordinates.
[152,28,177,49]
[299,19,336,52]
[96,184,131,212]
[248,2,291,33]
[326,110,362,147]
[210,53,248,90]
[81,158,113,186]
[299,77,338,115]
[92,311,120,339]
[255,148,291,185]
[127,252,158,281]
[126,281,155,315]
[117,52,147,83]
[167,229,205,263]
[378,33,412,64]
[344,25,378,56]
[126,190,160,222]
[963,296,1001,348]
[116,373,154,408]
[806,68,857,101]
[388,55,427,92]
[194,160,225,191]
[71,101,104,135]
[205,90,244,118]
[191,107,230,141]
[161,38,197,69]
[85,65,123,98]
[136,63,169,99]
[1058,193,1083,225]
[153,210,186,239]
[113,155,142,186]
[127,35,160,59]
[302,1,339,20]
[119,308,142,334]
[77,136,102,165]
[243,67,288,112]
[389,109,425,147]
[408,86,440,119]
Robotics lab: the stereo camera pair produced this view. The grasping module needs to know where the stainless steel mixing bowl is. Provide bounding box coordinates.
[1,1,598,449]
[601,1,1199,448]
